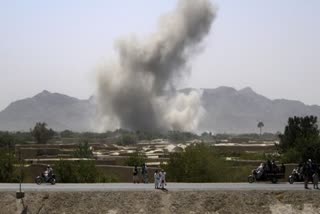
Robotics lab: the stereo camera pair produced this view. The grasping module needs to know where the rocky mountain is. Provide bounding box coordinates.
[0,87,319,133]
[196,86,320,133]
[0,90,96,132]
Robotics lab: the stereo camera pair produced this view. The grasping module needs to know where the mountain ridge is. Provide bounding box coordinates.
[0,87,319,133]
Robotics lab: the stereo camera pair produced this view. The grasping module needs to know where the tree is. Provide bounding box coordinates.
[257,121,264,136]
[0,134,20,182]
[0,132,14,149]
[0,152,17,182]
[31,122,55,144]
[165,143,229,182]
[55,160,77,183]
[278,116,320,162]
[55,158,118,183]
[74,140,93,158]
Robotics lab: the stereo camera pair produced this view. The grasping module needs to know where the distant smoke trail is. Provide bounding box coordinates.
[96,0,216,132]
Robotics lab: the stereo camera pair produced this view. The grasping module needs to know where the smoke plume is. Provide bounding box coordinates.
[96,0,216,132]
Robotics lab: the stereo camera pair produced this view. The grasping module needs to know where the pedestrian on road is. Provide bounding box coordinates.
[154,170,159,189]
[141,163,148,184]
[302,159,312,189]
[159,169,167,189]
[133,165,139,184]
[313,172,319,189]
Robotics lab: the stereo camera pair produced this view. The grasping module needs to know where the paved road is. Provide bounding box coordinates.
[0,182,312,192]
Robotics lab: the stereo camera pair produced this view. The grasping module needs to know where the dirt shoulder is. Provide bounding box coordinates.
[1,190,320,214]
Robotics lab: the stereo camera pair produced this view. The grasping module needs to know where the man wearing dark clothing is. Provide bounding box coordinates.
[271,160,278,173]
[280,163,286,173]
[141,163,148,183]
[302,160,313,189]
[266,160,272,173]
[133,166,139,184]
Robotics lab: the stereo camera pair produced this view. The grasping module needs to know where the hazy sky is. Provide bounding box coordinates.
[0,0,319,110]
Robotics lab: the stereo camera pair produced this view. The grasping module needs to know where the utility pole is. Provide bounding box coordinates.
[16,148,24,199]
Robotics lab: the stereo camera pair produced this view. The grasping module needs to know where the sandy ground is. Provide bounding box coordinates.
[1,190,320,214]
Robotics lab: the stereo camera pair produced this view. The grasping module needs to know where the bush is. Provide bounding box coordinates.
[55,160,119,183]
[55,160,97,183]
[164,143,230,182]
[0,151,19,182]
[281,148,301,163]
[55,160,78,183]
[77,160,97,183]
[73,140,93,158]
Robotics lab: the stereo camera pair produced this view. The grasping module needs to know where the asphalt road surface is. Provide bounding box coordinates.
[0,182,312,192]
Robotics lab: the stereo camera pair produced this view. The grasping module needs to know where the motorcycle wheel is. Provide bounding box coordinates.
[50,178,56,185]
[271,177,278,184]
[288,176,294,184]
[35,177,42,185]
[248,175,255,183]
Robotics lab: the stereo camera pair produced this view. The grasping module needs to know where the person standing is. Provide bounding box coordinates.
[133,165,139,184]
[141,163,148,184]
[312,172,319,189]
[154,170,159,189]
[302,160,312,189]
[44,165,53,182]
[159,169,166,189]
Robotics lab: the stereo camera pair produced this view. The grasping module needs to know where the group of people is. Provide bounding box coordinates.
[132,164,167,189]
[132,163,149,184]
[154,169,166,189]
[255,160,285,179]
[301,159,319,189]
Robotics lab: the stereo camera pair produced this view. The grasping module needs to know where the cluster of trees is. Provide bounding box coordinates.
[2,121,282,146]
[54,140,115,183]
[164,143,230,182]
[0,150,18,182]
[30,122,55,144]
[73,140,93,158]
[278,116,320,163]
[0,132,20,182]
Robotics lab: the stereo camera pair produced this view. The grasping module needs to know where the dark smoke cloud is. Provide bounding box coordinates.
[96,0,216,132]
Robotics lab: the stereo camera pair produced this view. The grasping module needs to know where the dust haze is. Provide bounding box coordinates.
[96,0,216,132]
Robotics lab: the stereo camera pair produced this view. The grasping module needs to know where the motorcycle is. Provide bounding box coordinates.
[288,168,303,184]
[35,172,56,185]
[288,167,313,184]
[248,163,285,184]
[248,169,281,184]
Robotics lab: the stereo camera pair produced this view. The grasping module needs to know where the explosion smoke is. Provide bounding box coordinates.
[97,0,216,132]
